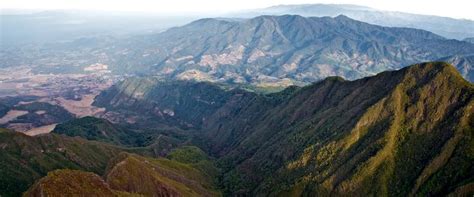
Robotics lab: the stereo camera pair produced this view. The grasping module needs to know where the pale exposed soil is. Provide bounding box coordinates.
[55,94,106,118]
[24,124,57,136]
[0,110,29,124]
[35,110,47,115]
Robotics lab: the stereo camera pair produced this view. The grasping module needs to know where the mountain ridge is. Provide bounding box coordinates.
[236,3,474,39]
[206,62,473,195]
[135,15,474,83]
[23,152,220,196]
[125,14,474,84]
[93,62,474,196]
[0,130,124,196]
[3,14,474,85]
[3,62,469,196]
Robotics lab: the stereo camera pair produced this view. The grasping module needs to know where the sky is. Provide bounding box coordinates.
[1,0,474,20]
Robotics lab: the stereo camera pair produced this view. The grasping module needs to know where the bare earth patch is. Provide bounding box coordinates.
[35,110,47,115]
[55,94,105,117]
[24,124,57,136]
[0,110,29,124]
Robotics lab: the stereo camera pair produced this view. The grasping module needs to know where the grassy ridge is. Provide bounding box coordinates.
[23,170,119,197]
[23,152,220,197]
[100,62,473,195]
[0,130,125,196]
[4,62,473,196]
[0,128,220,196]
[106,153,220,196]
[211,62,474,195]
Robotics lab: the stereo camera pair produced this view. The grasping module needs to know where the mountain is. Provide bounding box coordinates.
[0,129,123,196]
[210,62,473,196]
[438,55,474,81]
[235,4,474,40]
[93,80,238,128]
[23,169,124,197]
[53,116,199,156]
[53,116,153,147]
[0,125,219,196]
[94,62,474,196]
[105,152,219,196]
[464,37,474,44]
[24,152,219,196]
[100,15,474,84]
[3,15,474,85]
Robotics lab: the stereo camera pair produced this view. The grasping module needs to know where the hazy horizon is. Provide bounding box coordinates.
[1,1,474,196]
[1,0,474,20]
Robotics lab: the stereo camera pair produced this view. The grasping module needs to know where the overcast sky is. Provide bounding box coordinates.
[1,0,474,20]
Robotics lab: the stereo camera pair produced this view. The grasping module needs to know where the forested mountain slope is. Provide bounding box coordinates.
[94,62,474,196]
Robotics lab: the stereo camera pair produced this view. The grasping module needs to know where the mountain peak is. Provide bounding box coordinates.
[334,14,351,20]
[265,3,375,11]
[401,62,466,82]
[252,14,306,22]
[188,17,236,26]
[464,37,474,44]
[24,170,117,196]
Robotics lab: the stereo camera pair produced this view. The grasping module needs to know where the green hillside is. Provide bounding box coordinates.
[23,153,220,197]
[95,62,474,196]
[53,116,148,147]
[23,169,124,197]
[2,62,472,196]
[213,62,474,196]
[0,128,220,196]
[0,130,124,196]
[106,153,220,196]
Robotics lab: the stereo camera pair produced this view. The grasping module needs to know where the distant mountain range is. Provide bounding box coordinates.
[438,55,474,81]
[3,4,473,45]
[2,14,474,85]
[234,4,474,40]
[92,62,474,196]
[464,37,474,44]
[106,15,474,84]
